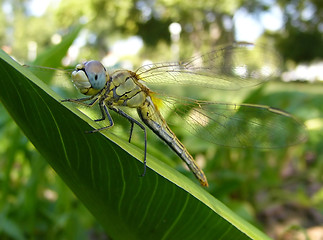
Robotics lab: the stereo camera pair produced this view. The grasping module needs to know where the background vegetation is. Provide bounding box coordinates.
[0,0,323,239]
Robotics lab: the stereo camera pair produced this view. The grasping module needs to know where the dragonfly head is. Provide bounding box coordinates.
[71,60,107,95]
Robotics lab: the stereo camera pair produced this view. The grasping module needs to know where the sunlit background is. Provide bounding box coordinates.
[2,0,323,82]
[1,0,323,239]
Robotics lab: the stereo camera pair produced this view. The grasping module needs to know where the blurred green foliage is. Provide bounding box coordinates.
[1,0,323,239]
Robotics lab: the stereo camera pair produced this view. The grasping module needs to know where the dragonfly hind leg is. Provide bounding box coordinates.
[110,107,148,177]
[128,122,134,143]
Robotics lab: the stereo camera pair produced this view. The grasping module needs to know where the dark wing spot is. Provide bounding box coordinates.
[95,75,98,80]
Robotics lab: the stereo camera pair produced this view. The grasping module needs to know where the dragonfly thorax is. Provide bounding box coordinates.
[108,70,148,108]
[71,60,108,95]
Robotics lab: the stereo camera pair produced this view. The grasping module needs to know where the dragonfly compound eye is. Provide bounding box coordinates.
[71,61,107,95]
[84,60,107,90]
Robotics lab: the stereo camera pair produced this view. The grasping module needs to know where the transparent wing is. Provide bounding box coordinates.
[155,95,307,148]
[136,42,281,90]
[23,65,75,88]
[23,65,73,78]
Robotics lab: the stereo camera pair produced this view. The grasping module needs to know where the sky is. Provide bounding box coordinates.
[28,0,61,16]
[234,5,283,42]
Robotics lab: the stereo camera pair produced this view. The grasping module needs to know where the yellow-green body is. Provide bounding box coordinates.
[68,61,208,186]
[106,70,209,187]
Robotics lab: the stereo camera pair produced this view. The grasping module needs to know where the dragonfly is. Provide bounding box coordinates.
[30,42,307,187]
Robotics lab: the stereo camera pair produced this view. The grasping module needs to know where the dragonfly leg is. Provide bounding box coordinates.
[62,96,99,107]
[128,122,134,143]
[94,101,108,122]
[110,107,147,177]
[87,102,114,133]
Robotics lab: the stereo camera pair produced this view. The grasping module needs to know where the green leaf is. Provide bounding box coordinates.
[0,50,271,240]
[25,25,82,85]
[32,25,82,68]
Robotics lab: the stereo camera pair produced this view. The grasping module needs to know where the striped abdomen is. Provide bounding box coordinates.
[137,96,208,187]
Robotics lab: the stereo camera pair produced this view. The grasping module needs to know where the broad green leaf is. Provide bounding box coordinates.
[0,50,271,240]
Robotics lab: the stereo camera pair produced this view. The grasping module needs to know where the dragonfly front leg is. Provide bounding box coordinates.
[110,107,147,177]
[94,101,110,122]
[88,102,114,133]
[61,95,99,107]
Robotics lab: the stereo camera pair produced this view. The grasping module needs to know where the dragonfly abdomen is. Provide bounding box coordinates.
[138,96,209,187]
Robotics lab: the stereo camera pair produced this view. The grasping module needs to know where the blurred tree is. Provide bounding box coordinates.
[52,0,246,60]
[2,0,323,64]
[269,0,323,63]
[54,0,323,63]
